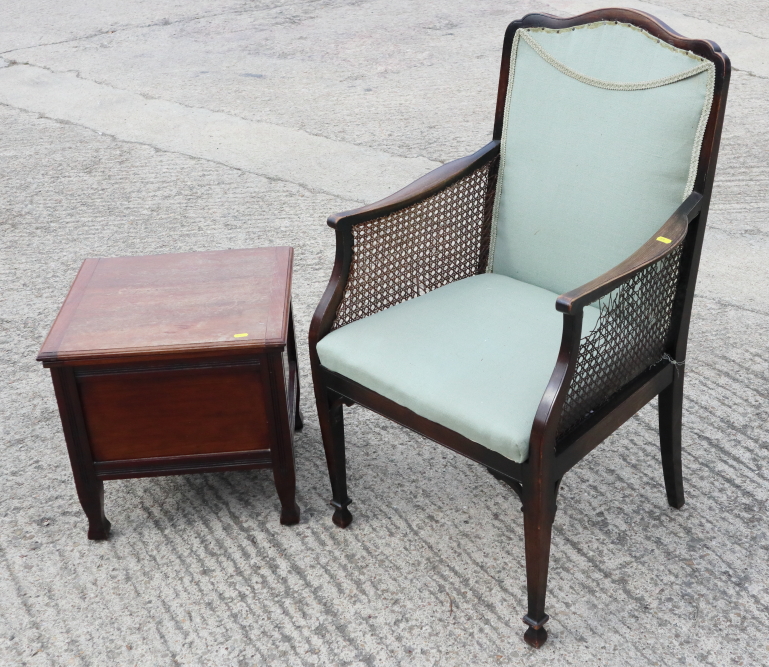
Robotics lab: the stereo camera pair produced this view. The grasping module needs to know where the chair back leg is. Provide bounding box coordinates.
[315,384,354,527]
[658,373,686,509]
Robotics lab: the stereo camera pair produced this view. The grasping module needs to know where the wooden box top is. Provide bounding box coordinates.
[37,247,293,365]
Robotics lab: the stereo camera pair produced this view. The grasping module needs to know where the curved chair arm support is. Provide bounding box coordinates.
[328,141,500,229]
[556,192,703,314]
[528,311,586,473]
[529,191,704,462]
[309,224,353,353]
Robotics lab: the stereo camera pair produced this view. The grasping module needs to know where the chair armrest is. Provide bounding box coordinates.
[311,142,500,340]
[556,192,703,314]
[328,141,500,229]
[532,191,703,450]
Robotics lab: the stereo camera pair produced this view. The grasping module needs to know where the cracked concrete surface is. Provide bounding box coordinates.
[1,1,767,666]
[0,64,438,203]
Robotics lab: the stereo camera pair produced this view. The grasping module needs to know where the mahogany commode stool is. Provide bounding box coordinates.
[37,247,302,539]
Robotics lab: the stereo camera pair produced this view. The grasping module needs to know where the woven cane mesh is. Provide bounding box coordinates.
[331,160,496,330]
[557,244,684,439]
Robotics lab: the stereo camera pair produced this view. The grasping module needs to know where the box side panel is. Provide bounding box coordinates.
[77,362,273,461]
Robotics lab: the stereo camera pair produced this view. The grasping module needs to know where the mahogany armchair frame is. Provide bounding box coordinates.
[309,8,730,647]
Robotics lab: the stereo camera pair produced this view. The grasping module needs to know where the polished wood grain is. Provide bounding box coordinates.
[39,247,301,537]
[310,8,730,648]
[38,246,292,364]
[78,361,272,461]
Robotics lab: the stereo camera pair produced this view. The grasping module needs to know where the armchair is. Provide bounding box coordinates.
[309,8,729,647]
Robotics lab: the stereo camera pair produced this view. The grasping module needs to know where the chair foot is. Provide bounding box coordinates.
[331,499,353,528]
[87,517,111,541]
[523,614,549,648]
[280,502,301,526]
[523,626,548,648]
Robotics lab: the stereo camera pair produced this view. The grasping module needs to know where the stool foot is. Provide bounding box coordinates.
[80,479,111,541]
[87,517,111,541]
[272,448,298,527]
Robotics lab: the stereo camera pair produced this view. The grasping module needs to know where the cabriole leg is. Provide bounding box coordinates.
[77,478,111,541]
[659,372,685,509]
[521,480,557,648]
[315,386,352,527]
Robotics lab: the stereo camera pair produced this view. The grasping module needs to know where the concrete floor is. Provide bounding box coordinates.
[1,1,767,665]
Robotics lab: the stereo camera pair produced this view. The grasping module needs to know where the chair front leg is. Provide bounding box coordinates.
[658,371,686,509]
[315,383,353,527]
[521,476,558,648]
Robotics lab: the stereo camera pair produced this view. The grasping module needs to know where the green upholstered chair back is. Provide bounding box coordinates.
[489,21,715,296]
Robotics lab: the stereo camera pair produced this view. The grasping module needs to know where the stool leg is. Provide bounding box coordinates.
[267,351,300,526]
[79,479,111,541]
[273,464,300,526]
[50,368,111,540]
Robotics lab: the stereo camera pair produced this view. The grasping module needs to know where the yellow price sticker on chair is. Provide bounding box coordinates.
[656,236,672,244]
[233,333,249,338]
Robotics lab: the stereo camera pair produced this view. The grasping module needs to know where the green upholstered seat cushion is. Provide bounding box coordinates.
[490,22,714,296]
[316,273,600,463]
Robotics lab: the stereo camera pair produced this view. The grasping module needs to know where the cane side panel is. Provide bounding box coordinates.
[331,160,497,330]
[558,244,684,439]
